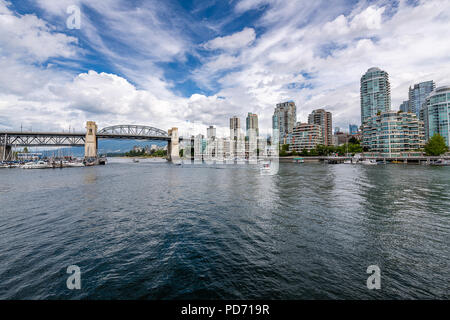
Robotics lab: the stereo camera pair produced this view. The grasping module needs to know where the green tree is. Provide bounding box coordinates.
[424,134,448,156]
[23,147,29,153]
[315,144,329,156]
[300,148,308,156]
[348,143,363,155]
[348,136,359,145]
[279,144,290,157]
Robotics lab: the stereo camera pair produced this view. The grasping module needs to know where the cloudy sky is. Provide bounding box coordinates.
[0,0,449,136]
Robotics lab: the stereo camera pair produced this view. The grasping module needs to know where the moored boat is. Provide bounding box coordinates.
[430,159,450,166]
[21,161,50,169]
[361,159,377,165]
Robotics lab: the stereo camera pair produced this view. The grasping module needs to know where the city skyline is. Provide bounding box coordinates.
[1,1,450,135]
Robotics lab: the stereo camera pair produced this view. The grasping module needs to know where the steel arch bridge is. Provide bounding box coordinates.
[98,125,169,138]
[96,124,170,141]
[0,125,171,149]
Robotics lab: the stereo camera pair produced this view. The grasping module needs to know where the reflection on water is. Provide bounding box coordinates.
[0,162,448,299]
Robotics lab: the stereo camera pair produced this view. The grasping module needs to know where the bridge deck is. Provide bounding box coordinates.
[0,131,171,147]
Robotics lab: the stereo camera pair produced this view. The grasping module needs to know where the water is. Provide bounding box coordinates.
[0,160,448,299]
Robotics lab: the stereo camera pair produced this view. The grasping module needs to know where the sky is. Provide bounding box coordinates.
[0,0,449,136]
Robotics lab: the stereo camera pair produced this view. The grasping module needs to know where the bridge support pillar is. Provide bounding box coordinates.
[167,127,180,163]
[85,121,98,158]
[0,145,11,161]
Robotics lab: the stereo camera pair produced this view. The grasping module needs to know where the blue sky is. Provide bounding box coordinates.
[0,0,449,136]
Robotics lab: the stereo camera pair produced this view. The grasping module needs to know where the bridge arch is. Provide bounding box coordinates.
[98,125,168,137]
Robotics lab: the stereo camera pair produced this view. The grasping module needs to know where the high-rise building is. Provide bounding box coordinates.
[421,86,450,146]
[349,124,359,135]
[308,109,332,146]
[360,67,391,124]
[272,101,296,143]
[362,111,424,154]
[290,123,322,151]
[230,116,240,140]
[409,80,435,116]
[246,112,259,137]
[399,101,410,113]
[207,125,216,139]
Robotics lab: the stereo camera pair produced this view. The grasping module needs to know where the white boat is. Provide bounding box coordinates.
[361,159,377,165]
[21,161,50,169]
[64,161,85,167]
[431,159,450,166]
[343,160,352,164]
[133,159,140,163]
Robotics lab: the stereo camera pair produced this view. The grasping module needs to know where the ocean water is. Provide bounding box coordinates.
[0,159,448,299]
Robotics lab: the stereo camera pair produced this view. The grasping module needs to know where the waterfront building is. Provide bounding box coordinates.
[194,134,205,163]
[290,123,322,151]
[360,67,391,124]
[230,116,241,140]
[409,80,435,116]
[272,101,297,144]
[207,125,216,139]
[308,109,333,146]
[349,124,359,135]
[421,86,450,146]
[334,132,351,146]
[246,112,259,137]
[362,111,424,154]
[399,101,410,113]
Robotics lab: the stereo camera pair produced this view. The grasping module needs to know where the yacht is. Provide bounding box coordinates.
[431,159,449,166]
[21,161,49,169]
[64,161,85,167]
[361,159,377,165]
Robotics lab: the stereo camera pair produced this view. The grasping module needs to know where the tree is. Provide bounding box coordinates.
[279,144,290,157]
[23,147,29,153]
[315,144,329,156]
[348,136,359,145]
[424,134,448,156]
[300,148,308,156]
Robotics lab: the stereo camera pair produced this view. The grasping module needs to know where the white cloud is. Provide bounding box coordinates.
[235,0,271,13]
[192,0,450,130]
[0,1,78,62]
[1,0,450,137]
[203,27,256,52]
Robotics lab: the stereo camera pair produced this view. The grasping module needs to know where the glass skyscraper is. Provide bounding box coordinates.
[421,86,450,146]
[409,80,436,117]
[360,67,391,124]
[399,101,409,113]
[349,124,359,135]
